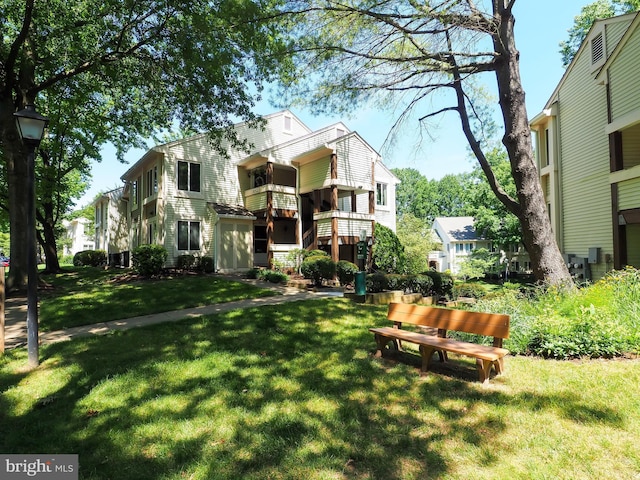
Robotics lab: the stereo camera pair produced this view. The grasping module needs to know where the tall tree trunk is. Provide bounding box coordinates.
[492,3,573,286]
[36,204,61,274]
[0,97,30,292]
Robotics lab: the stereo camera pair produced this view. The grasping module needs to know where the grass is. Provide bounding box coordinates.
[36,267,277,331]
[2,298,640,479]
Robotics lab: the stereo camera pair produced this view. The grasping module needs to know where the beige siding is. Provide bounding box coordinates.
[374,162,397,231]
[245,192,268,211]
[557,43,612,256]
[618,177,640,210]
[335,138,373,187]
[337,218,373,237]
[609,26,640,121]
[317,219,332,237]
[270,128,343,164]
[300,157,331,193]
[273,191,298,210]
[622,123,640,169]
[605,19,631,57]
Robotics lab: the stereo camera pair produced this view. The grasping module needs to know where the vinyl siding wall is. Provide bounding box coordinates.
[557,43,613,259]
[609,26,640,121]
[374,162,397,231]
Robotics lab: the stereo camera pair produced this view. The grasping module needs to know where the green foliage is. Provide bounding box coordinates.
[176,254,197,270]
[245,268,262,279]
[559,0,640,67]
[407,274,435,296]
[306,249,330,258]
[475,267,640,358]
[197,256,214,274]
[300,256,336,286]
[453,282,487,299]
[336,260,359,286]
[72,249,107,267]
[396,214,440,274]
[372,224,406,274]
[132,244,168,277]
[259,270,289,284]
[457,247,501,280]
[365,272,388,293]
[422,270,454,299]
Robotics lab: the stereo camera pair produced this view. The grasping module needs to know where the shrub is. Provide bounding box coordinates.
[336,260,359,286]
[306,249,330,258]
[260,270,289,284]
[176,254,196,270]
[132,244,168,277]
[385,273,408,292]
[197,256,214,273]
[301,256,336,286]
[245,268,262,279]
[372,224,406,273]
[366,272,388,293]
[408,274,434,296]
[422,270,454,299]
[73,249,107,267]
[453,282,487,299]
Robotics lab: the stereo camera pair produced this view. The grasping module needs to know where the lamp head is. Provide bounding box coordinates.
[13,104,49,145]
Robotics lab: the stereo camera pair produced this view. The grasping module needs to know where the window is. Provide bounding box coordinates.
[544,128,550,166]
[376,182,387,207]
[146,166,158,197]
[148,223,156,244]
[177,161,201,192]
[178,221,200,250]
[254,225,267,254]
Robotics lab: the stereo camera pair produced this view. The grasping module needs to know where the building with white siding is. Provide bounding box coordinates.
[100,110,398,272]
[62,217,95,256]
[530,11,640,281]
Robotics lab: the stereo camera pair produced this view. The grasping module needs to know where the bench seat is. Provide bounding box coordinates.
[370,303,510,384]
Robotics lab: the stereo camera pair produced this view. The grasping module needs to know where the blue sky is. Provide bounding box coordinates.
[77,0,588,207]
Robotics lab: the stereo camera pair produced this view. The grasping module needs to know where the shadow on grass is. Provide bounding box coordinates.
[0,299,627,479]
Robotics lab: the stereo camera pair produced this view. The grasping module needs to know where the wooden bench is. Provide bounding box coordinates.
[370,303,510,384]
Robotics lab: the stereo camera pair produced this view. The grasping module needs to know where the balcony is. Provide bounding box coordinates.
[244,184,298,213]
[314,211,374,240]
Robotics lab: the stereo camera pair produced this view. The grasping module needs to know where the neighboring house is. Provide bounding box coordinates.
[530,11,640,281]
[429,216,531,276]
[430,217,491,274]
[94,187,130,266]
[62,217,95,256]
[100,110,399,272]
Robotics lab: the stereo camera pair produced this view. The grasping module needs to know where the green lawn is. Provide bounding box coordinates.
[2,298,639,479]
[37,267,277,331]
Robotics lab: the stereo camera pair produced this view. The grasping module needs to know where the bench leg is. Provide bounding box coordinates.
[374,334,399,358]
[476,359,494,384]
[419,345,438,373]
[494,357,505,376]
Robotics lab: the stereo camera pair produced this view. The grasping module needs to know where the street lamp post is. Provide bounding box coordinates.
[13,104,49,367]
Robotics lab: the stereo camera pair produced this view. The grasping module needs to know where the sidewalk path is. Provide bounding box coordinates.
[2,279,343,351]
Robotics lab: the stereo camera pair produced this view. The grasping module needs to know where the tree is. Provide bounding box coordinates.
[560,0,640,67]
[278,0,574,286]
[396,213,441,274]
[466,147,522,249]
[372,224,406,274]
[0,0,290,290]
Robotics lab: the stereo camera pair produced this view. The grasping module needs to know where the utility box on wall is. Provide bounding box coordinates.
[588,247,600,264]
[563,253,591,281]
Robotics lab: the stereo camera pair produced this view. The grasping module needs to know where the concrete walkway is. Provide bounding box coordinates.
[2,279,343,351]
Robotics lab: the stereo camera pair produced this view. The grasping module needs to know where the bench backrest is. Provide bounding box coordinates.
[387,302,510,339]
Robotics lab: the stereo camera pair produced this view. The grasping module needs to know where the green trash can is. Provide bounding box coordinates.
[355,271,366,295]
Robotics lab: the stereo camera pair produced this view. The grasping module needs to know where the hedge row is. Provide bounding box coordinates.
[365,271,454,298]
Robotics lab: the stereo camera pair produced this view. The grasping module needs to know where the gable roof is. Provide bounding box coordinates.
[540,12,637,110]
[433,216,479,242]
[595,10,640,83]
